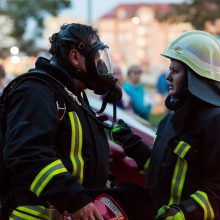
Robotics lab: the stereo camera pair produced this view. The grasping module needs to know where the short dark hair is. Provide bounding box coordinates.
[49,23,99,63]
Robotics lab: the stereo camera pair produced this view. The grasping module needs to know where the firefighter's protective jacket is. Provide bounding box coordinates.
[2,57,110,218]
[128,94,220,219]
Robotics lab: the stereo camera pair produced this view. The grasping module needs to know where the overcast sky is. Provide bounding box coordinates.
[60,0,186,22]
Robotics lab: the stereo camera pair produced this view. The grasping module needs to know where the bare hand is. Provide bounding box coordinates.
[70,202,103,220]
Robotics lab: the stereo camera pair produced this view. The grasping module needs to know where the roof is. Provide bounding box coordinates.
[100,3,173,19]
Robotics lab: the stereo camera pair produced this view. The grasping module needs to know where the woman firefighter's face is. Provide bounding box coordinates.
[166,60,186,96]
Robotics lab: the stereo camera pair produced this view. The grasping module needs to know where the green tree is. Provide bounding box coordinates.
[157,0,220,32]
[1,0,72,54]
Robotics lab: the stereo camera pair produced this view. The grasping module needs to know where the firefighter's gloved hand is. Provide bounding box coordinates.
[111,119,142,147]
[156,205,185,220]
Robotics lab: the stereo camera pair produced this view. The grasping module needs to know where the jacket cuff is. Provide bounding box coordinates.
[66,191,92,213]
[178,198,203,220]
[124,138,151,169]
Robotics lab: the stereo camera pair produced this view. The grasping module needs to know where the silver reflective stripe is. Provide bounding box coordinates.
[16,206,49,220]
[30,159,68,196]
[168,158,188,205]
[191,191,215,220]
[10,205,49,220]
[174,141,191,159]
[169,140,190,205]
[72,112,81,178]
[68,112,84,183]
[32,163,64,195]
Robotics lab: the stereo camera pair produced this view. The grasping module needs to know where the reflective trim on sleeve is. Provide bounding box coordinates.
[168,141,190,205]
[10,205,49,220]
[30,159,68,196]
[191,191,215,220]
[174,141,191,159]
[68,112,84,183]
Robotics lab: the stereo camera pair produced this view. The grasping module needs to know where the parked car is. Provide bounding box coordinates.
[88,96,156,186]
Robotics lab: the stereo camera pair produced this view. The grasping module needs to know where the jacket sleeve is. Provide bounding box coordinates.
[3,79,91,213]
[123,137,151,171]
[175,115,220,220]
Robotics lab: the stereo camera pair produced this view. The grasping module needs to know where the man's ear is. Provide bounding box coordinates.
[69,48,79,66]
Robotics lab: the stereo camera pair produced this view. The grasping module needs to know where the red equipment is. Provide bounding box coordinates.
[93,194,128,220]
[60,194,128,220]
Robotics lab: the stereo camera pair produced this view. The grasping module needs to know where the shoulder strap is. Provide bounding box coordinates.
[0,70,70,122]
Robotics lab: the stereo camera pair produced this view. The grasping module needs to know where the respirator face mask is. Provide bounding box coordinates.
[86,41,122,125]
[96,47,113,77]
[86,41,118,94]
[59,25,120,97]
[58,25,122,126]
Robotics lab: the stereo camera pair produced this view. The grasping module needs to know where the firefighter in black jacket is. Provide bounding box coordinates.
[1,23,123,219]
[112,30,220,219]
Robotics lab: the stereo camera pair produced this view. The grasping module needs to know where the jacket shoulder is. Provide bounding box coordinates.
[157,111,174,134]
[7,76,55,98]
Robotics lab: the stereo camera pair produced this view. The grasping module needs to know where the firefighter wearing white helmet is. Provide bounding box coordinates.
[111,30,220,220]
[162,30,220,107]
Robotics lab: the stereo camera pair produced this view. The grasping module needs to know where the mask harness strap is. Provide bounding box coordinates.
[96,92,117,127]
[82,91,117,129]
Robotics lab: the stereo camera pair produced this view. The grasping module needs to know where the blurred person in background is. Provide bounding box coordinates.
[113,65,132,110]
[123,65,152,120]
[112,30,220,219]
[0,64,7,95]
[154,69,169,115]
[156,70,169,97]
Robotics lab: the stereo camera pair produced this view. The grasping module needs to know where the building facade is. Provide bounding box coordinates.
[97,3,192,83]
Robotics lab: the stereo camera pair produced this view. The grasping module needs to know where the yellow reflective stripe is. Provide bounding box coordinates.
[174,141,184,154]
[191,191,215,220]
[168,141,191,205]
[144,158,150,171]
[16,206,49,220]
[68,112,84,183]
[140,158,150,174]
[10,209,43,220]
[139,158,150,174]
[180,144,191,158]
[168,158,188,205]
[69,112,77,176]
[174,141,191,159]
[76,113,84,182]
[30,159,68,196]
[177,159,187,200]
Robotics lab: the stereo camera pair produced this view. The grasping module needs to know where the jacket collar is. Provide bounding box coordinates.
[34,57,78,95]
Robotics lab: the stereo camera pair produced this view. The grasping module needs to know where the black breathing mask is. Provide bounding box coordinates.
[84,41,122,120]
[59,24,122,126]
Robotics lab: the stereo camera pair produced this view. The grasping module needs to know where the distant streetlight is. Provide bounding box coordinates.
[11,55,20,64]
[10,46,19,55]
[131,17,140,25]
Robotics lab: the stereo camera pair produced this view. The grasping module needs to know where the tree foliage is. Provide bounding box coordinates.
[157,0,220,32]
[1,0,71,54]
